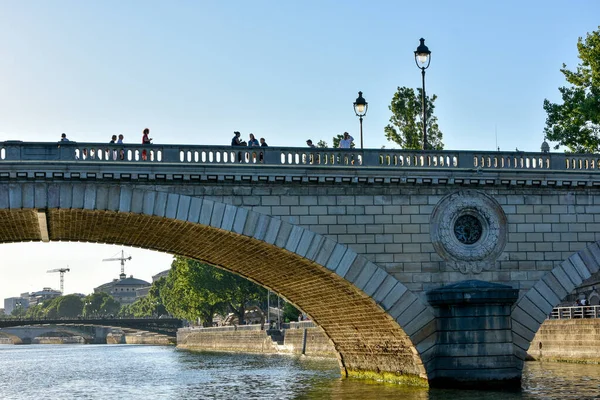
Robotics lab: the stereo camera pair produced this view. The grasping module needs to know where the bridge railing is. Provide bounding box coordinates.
[2,141,600,172]
[549,306,600,319]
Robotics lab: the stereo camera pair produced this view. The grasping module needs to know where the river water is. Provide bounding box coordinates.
[1,344,600,399]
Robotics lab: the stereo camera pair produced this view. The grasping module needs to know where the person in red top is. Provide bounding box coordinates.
[141,128,152,160]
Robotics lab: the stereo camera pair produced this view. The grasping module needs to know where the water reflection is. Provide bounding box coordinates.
[1,345,600,399]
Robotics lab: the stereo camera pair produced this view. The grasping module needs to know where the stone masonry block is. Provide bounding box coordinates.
[524,287,553,315]
[21,183,34,208]
[46,184,59,209]
[251,214,270,241]
[381,282,408,311]
[165,193,180,220]
[153,191,168,217]
[83,185,97,211]
[402,306,434,338]
[141,191,156,216]
[511,318,536,343]
[34,183,47,209]
[373,275,398,304]
[116,187,133,214]
[71,185,85,209]
[198,199,215,226]
[130,189,144,214]
[512,302,546,333]
[210,202,226,228]
[353,261,377,290]
[582,243,600,272]
[295,229,315,257]
[304,234,324,260]
[343,256,368,282]
[362,266,387,297]
[0,185,8,209]
[232,206,248,234]
[386,290,416,320]
[531,281,560,309]
[108,186,121,211]
[220,204,237,231]
[568,253,592,281]
[325,244,349,273]
[284,225,304,253]
[541,272,568,301]
[560,259,584,287]
[187,197,204,224]
[274,220,293,248]
[551,266,577,294]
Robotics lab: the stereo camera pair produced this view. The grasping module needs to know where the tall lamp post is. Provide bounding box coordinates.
[353,91,368,149]
[414,38,431,150]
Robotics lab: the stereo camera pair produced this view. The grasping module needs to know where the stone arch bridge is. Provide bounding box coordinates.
[2,141,600,389]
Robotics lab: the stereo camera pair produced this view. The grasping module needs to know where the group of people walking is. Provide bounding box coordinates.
[60,128,152,147]
[60,128,355,155]
[232,131,354,149]
[231,131,268,147]
[60,128,153,161]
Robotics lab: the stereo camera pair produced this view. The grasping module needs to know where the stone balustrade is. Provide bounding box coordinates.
[2,141,600,172]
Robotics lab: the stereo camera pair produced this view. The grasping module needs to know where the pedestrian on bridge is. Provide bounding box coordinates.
[142,128,152,160]
[338,132,354,149]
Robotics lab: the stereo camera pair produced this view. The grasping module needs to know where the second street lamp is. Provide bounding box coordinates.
[414,38,431,150]
[353,91,368,149]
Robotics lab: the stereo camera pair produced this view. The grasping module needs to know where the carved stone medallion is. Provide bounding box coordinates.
[430,190,507,274]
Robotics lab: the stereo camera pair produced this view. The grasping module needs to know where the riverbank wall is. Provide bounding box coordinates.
[177,322,337,358]
[529,319,600,363]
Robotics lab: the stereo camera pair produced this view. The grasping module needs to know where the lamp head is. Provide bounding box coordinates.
[414,38,431,69]
[353,91,368,117]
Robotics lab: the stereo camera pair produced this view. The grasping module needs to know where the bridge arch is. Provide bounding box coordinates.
[511,242,600,365]
[0,326,94,344]
[0,183,436,384]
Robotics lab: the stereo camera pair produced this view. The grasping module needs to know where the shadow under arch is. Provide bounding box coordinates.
[0,327,93,344]
[511,242,600,366]
[0,185,436,385]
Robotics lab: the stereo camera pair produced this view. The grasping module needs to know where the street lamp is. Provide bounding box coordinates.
[353,91,368,149]
[414,38,431,150]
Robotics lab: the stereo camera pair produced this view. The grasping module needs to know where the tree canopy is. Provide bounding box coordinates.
[161,257,266,326]
[544,27,600,153]
[384,86,444,150]
[82,292,120,317]
[120,277,168,318]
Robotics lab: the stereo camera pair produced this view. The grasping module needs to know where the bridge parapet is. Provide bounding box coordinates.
[1,141,599,173]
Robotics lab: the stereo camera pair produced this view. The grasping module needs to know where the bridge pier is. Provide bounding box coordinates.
[426,280,521,390]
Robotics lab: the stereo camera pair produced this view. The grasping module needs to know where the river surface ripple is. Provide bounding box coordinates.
[1,344,600,399]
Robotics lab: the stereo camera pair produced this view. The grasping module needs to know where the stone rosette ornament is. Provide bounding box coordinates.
[430,190,507,274]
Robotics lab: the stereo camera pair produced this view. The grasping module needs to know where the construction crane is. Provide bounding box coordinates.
[102,250,132,277]
[47,267,70,293]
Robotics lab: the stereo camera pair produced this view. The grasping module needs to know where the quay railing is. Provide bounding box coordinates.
[549,306,600,319]
[1,141,600,172]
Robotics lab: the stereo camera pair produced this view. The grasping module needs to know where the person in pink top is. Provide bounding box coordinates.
[141,128,152,160]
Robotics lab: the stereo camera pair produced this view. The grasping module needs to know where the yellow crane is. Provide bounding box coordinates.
[47,267,70,293]
[102,250,132,277]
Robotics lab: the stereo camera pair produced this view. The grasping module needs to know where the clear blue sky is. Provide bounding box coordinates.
[0,1,598,301]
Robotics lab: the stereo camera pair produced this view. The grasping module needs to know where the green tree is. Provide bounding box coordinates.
[83,292,120,317]
[283,301,300,323]
[161,257,267,326]
[11,304,27,318]
[127,278,168,318]
[161,257,228,326]
[544,27,600,153]
[316,140,328,148]
[222,274,266,326]
[384,86,443,150]
[56,295,84,318]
